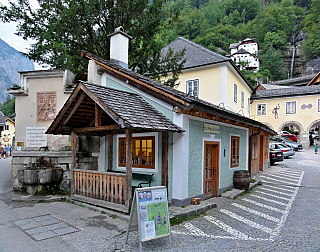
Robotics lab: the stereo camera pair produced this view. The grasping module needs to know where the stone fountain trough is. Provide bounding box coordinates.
[17,156,63,195]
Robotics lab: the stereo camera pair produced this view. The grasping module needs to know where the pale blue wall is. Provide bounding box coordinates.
[103,76,175,199]
[188,119,247,197]
[105,77,173,120]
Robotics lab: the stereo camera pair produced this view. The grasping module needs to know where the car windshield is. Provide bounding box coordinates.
[278,144,289,148]
[283,138,293,142]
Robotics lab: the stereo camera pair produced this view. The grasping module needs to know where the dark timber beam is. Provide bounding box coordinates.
[62,92,87,126]
[95,104,102,127]
[125,128,132,209]
[71,130,77,196]
[161,131,169,192]
[108,133,113,171]
[74,125,121,133]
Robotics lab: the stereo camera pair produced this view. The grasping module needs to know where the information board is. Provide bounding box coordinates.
[126,186,171,250]
[26,127,47,147]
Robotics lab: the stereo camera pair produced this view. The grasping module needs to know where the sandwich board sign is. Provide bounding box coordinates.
[126,186,171,251]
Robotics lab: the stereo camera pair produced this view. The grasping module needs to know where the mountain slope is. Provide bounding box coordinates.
[0,38,34,103]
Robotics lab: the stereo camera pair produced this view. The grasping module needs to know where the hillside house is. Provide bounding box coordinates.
[161,37,254,118]
[251,85,320,147]
[1,118,15,146]
[229,38,260,72]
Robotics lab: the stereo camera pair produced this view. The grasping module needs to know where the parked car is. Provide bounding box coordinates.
[270,136,303,151]
[281,134,298,142]
[269,142,295,158]
[270,148,284,165]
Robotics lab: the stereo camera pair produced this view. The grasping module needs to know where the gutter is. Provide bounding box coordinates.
[248,127,261,176]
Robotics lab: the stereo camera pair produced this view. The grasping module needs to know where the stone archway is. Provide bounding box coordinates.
[278,121,304,142]
[307,119,320,134]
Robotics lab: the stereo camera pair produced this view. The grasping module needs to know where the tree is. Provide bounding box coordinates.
[0,0,185,86]
[0,97,15,118]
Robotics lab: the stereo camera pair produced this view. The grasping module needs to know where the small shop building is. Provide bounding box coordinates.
[46,29,274,212]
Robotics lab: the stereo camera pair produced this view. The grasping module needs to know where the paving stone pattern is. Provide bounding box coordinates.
[114,168,320,251]
[14,214,80,241]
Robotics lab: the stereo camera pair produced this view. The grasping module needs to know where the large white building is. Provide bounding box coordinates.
[230,38,260,72]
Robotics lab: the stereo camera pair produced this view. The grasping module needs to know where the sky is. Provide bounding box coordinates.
[0,0,45,70]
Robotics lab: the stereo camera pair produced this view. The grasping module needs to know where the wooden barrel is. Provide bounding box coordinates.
[233,170,250,190]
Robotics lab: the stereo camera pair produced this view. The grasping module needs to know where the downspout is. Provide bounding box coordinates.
[248,127,261,176]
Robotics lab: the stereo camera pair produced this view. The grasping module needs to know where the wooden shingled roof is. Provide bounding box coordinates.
[46,81,184,135]
[80,51,275,134]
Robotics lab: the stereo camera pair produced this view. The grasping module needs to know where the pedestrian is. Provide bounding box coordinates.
[309,133,314,146]
[0,145,2,159]
[2,145,6,159]
[5,144,11,157]
[314,143,318,154]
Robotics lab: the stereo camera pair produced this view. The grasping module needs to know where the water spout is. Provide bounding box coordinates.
[290,34,295,79]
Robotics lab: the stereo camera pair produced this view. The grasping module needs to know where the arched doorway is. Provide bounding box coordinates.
[307,119,320,142]
[278,121,303,142]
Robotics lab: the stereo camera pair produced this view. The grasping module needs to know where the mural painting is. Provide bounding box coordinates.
[272,104,280,119]
[37,92,57,123]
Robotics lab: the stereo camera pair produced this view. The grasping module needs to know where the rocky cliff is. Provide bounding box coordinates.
[0,38,34,103]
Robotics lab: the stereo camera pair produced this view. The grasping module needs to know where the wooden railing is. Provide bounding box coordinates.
[73,169,126,205]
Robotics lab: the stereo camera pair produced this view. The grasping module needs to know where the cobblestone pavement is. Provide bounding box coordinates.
[114,149,320,251]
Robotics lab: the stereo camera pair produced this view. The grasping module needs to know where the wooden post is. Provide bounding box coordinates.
[95,104,101,127]
[162,131,169,192]
[108,133,113,171]
[71,130,77,195]
[125,128,132,208]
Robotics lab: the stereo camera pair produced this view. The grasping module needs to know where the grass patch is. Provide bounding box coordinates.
[251,179,257,183]
[170,212,206,226]
[240,188,253,196]
[223,189,232,193]
[257,181,263,186]
[36,184,58,195]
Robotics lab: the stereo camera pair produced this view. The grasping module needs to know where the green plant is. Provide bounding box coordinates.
[223,189,232,193]
[240,188,253,196]
[170,212,206,226]
[251,179,256,183]
[110,214,116,219]
[36,183,58,195]
[80,204,84,207]
[181,206,185,208]
[101,211,106,214]
[258,181,263,186]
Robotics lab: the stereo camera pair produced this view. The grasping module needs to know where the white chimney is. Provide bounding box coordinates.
[107,26,132,69]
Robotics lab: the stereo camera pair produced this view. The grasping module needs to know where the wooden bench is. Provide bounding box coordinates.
[110,170,154,188]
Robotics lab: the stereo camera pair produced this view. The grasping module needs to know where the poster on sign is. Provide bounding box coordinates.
[126,186,171,251]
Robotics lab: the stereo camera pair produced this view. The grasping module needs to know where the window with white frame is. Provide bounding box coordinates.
[257,103,266,116]
[241,92,244,108]
[234,84,238,103]
[5,125,9,131]
[286,101,296,114]
[231,136,240,168]
[317,99,320,112]
[186,79,199,97]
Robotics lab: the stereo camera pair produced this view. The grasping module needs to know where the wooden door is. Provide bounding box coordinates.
[203,141,219,198]
[259,135,264,172]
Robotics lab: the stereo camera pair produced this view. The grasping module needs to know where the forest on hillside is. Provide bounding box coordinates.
[158,0,319,83]
[1,0,319,87]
